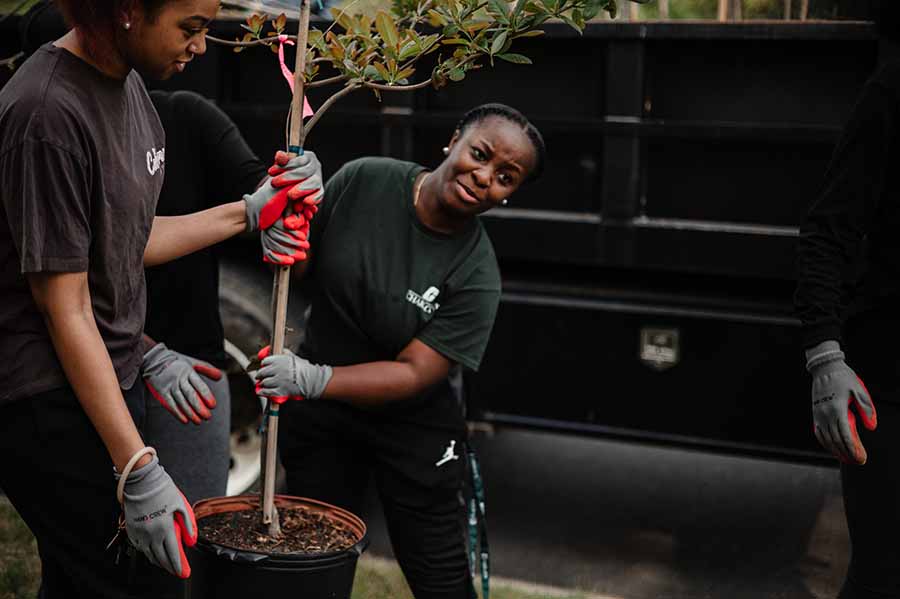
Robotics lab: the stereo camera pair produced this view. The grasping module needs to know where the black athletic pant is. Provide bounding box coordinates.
[0,385,184,599]
[279,390,476,599]
[839,310,900,599]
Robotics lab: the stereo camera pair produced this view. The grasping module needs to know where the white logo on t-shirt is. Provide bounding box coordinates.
[406,285,441,314]
[435,440,459,467]
[146,146,165,176]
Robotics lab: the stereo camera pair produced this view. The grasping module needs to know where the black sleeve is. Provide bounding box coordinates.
[794,70,900,348]
[0,140,91,273]
[172,91,267,208]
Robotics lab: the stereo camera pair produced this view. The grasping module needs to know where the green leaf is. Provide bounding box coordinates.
[490,31,508,55]
[427,9,447,26]
[497,52,532,64]
[308,29,326,51]
[375,11,399,47]
[465,21,491,34]
[330,40,345,61]
[449,67,466,81]
[487,0,509,23]
[559,12,582,32]
[373,61,391,80]
[441,37,468,45]
[329,8,353,32]
[573,8,584,29]
[514,29,544,37]
[513,0,529,18]
[420,33,440,53]
[399,40,419,60]
[234,32,254,53]
[396,67,416,80]
[604,0,617,18]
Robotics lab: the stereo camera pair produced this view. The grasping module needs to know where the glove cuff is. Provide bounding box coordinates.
[113,447,158,504]
[310,364,333,400]
[805,340,845,373]
[243,195,258,232]
[142,342,169,368]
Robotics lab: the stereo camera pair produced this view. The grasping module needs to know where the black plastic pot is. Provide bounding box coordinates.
[186,494,368,599]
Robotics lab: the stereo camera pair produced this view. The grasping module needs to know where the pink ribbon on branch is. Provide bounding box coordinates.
[277,34,314,118]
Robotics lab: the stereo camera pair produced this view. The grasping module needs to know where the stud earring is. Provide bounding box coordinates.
[442,146,449,156]
[123,21,131,30]
[501,199,508,206]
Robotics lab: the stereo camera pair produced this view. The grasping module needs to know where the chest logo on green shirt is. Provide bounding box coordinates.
[406,285,441,315]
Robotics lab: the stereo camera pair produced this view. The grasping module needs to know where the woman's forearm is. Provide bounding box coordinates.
[144,200,246,267]
[323,361,427,407]
[321,339,452,408]
[30,274,148,472]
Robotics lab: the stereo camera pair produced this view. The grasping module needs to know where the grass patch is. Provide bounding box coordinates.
[0,497,40,599]
[0,496,581,599]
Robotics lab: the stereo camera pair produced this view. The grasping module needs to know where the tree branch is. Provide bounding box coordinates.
[307,74,347,88]
[364,79,433,92]
[304,83,361,138]
[206,34,293,47]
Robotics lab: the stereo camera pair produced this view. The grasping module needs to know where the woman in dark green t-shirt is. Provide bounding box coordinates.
[255,103,546,598]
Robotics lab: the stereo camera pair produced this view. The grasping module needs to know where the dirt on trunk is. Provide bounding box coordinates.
[199,507,358,554]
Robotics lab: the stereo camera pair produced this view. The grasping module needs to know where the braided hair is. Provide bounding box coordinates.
[455,103,546,184]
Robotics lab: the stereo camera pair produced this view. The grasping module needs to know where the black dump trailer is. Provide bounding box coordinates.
[0,13,885,479]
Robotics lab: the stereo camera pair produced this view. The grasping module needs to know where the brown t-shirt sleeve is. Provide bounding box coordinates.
[0,139,91,273]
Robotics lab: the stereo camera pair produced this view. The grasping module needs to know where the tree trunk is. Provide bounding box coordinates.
[718,0,728,21]
[800,0,809,20]
[659,0,669,19]
[784,0,792,20]
[629,1,639,20]
[718,0,741,21]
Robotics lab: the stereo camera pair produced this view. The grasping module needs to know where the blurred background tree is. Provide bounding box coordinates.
[622,0,875,20]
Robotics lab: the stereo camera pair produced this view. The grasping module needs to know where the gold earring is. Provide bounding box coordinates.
[502,199,508,206]
[124,21,131,30]
[442,146,449,156]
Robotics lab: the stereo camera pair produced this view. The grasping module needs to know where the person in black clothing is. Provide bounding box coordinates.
[144,89,268,504]
[254,103,546,599]
[795,61,900,598]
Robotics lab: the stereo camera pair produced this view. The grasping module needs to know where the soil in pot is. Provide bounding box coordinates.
[200,506,359,554]
[186,495,368,599]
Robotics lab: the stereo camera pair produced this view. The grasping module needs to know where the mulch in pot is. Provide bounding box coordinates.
[199,506,358,554]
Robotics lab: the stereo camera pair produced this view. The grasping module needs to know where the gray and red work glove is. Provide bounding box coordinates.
[261,217,310,265]
[254,345,332,403]
[806,340,877,464]
[142,343,222,425]
[243,150,323,233]
[115,454,197,578]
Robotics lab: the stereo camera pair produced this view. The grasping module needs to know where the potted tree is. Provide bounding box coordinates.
[187,0,647,597]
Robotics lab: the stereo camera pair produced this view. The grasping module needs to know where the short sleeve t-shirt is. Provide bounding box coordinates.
[143,91,266,367]
[0,43,165,404]
[301,157,502,375]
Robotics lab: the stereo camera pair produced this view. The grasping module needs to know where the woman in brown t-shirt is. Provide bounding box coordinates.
[0,2,319,596]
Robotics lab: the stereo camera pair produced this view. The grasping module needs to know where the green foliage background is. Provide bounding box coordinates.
[335,0,872,20]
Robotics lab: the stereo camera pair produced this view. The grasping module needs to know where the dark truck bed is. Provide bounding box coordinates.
[0,14,881,462]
